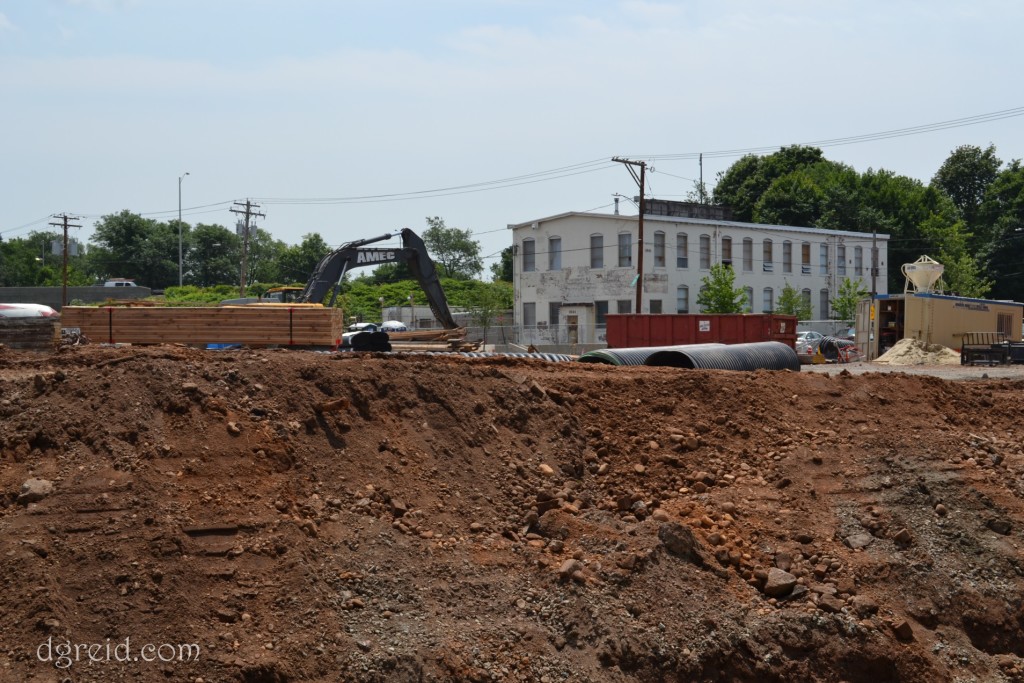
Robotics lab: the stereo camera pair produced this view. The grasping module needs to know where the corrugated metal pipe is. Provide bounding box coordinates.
[644,341,800,371]
[578,344,727,366]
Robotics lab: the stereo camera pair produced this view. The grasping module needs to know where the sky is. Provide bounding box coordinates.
[2,0,1023,275]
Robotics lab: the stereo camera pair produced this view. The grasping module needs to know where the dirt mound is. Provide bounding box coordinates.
[874,338,962,365]
[3,346,1024,682]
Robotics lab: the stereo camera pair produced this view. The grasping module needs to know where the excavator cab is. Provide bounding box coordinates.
[261,286,304,304]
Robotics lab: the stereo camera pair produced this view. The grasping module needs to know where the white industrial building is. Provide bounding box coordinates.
[508,203,889,346]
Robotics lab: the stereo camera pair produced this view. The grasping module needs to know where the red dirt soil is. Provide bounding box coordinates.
[3,345,1024,682]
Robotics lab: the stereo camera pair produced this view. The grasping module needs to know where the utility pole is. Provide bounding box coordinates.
[612,157,647,314]
[870,229,878,361]
[699,153,705,204]
[178,172,189,287]
[230,200,265,297]
[49,213,81,309]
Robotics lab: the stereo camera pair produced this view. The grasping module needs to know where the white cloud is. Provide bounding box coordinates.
[0,12,15,31]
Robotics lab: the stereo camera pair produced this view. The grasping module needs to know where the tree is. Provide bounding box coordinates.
[977,160,1024,302]
[91,210,181,288]
[776,281,812,319]
[918,213,992,298]
[468,281,513,343]
[365,262,414,285]
[830,277,868,322]
[278,233,331,285]
[0,231,93,286]
[185,224,240,287]
[713,145,826,222]
[246,228,288,285]
[932,144,1002,242]
[695,264,747,313]
[422,217,483,280]
[490,246,513,282]
[753,169,826,227]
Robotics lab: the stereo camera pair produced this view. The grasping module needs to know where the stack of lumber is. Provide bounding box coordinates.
[0,318,60,350]
[60,306,344,347]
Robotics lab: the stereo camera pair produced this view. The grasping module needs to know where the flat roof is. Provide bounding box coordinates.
[508,211,890,241]
[876,292,1024,307]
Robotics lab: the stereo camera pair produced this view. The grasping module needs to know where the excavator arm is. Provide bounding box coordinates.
[298,228,459,330]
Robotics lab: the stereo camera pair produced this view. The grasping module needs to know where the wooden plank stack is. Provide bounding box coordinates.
[0,318,60,350]
[60,305,344,347]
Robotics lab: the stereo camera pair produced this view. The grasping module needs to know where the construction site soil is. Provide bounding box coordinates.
[3,345,1024,683]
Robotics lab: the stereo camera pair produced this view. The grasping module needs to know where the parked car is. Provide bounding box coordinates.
[795,330,825,364]
[103,279,138,287]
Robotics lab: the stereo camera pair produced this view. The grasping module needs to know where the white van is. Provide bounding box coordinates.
[104,279,138,287]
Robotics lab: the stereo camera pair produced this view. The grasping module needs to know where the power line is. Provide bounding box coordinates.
[636,106,1024,162]
[5,106,1022,235]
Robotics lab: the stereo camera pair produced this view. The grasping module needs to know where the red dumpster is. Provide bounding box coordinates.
[605,314,797,349]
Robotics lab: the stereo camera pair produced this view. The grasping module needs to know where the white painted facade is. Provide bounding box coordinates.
[508,212,889,345]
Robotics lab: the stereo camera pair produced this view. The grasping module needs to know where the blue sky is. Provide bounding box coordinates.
[2,0,1023,273]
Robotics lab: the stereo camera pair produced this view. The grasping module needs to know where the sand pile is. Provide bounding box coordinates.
[873,337,961,365]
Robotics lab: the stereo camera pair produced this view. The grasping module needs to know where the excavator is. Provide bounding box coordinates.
[223,228,458,331]
[297,228,459,330]
[220,228,467,350]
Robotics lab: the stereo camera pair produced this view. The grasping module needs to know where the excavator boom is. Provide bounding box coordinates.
[298,228,459,330]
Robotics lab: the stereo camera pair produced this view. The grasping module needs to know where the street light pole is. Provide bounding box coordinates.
[178,171,190,287]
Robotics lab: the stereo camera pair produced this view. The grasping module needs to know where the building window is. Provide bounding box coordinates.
[676,233,688,268]
[590,234,604,269]
[801,242,811,275]
[548,237,561,271]
[742,238,753,272]
[854,246,863,276]
[618,233,632,268]
[548,302,561,328]
[763,239,773,272]
[700,234,711,269]
[837,244,846,276]
[595,300,609,325]
[783,241,792,273]
[616,299,632,314]
[523,302,536,327]
[522,239,536,272]
[801,288,812,312]
[653,231,666,268]
[819,243,829,275]
[763,288,773,313]
[820,289,830,319]
[676,285,689,313]
[650,299,662,314]
[722,236,733,266]
[744,286,754,313]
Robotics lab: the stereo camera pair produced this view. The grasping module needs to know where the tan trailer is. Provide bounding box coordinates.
[856,293,1023,359]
